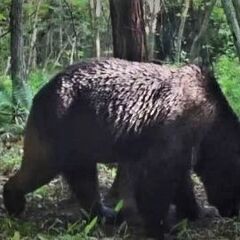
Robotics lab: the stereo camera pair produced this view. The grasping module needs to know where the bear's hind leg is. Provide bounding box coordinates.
[136,163,175,239]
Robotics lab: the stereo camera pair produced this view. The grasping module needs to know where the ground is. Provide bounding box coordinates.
[1,140,240,240]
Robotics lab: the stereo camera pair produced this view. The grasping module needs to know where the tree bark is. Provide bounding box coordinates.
[89,0,101,58]
[10,0,29,110]
[222,0,240,60]
[70,36,76,64]
[109,0,148,61]
[154,3,182,62]
[232,0,240,25]
[144,0,161,60]
[27,0,42,72]
[189,0,217,63]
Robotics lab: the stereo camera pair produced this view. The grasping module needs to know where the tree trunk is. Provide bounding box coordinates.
[222,0,240,60]
[189,0,217,63]
[10,0,29,111]
[27,0,42,72]
[109,0,148,61]
[154,3,182,62]
[144,0,161,60]
[175,0,190,63]
[95,27,101,58]
[89,0,101,58]
[70,36,76,64]
[232,0,240,25]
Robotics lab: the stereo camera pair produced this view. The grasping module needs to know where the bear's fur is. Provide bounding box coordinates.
[109,73,240,222]
[109,80,240,224]
[195,112,240,217]
[3,58,235,238]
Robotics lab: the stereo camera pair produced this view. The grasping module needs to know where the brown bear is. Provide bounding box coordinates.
[3,58,238,238]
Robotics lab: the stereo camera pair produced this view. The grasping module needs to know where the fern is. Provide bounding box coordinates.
[0,84,32,137]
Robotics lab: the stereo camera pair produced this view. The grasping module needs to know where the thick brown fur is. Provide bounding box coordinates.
[109,72,240,222]
[195,108,240,217]
[110,72,240,222]
[3,58,236,238]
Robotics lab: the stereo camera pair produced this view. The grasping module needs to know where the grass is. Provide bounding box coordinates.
[0,217,101,240]
[0,141,22,173]
[215,56,240,116]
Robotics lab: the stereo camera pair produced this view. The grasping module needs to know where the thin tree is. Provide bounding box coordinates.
[232,0,240,24]
[221,0,240,60]
[175,0,190,63]
[27,0,42,72]
[89,0,101,58]
[189,0,217,63]
[10,0,29,115]
[144,0,161,60]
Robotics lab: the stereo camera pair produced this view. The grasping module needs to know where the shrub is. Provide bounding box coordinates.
[215,55,240,116]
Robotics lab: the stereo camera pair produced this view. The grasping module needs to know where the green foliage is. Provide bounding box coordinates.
[0,76,17,130]
[209,4,236,60]
[0,79,30,136]
[0,0,111,74]
[11,231,21,240]
[0,0,10,71]
[114,200,124,213]
[215,55,240,116]
[0,143,21,173]
[84,217,98,236]
[172,219,192,240]
[28,70,49,94]
[33,185,54,199]
[0,70,49,137]
[69,0,89,8]
[0,215,101,240]
[0,217,39,240]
